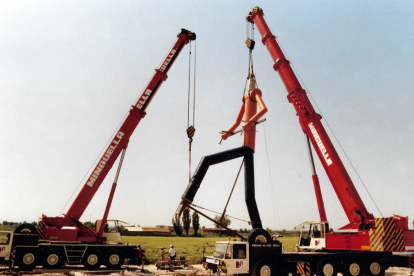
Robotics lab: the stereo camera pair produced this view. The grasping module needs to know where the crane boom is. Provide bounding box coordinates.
[41,29,196,241]
[246,7,374,230]
[66,29,196,220]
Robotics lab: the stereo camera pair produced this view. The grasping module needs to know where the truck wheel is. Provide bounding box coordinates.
[18,249,37,271]
[252,260,274,276]
[42,249,63,269]
[106,250,125,269]
[342,260,363,276]
[210,265,217,273]
[248,228,272,244]
[316,259,337,276]
[82,249,103,270]
[365,259,385,276]
[14,223,37,234]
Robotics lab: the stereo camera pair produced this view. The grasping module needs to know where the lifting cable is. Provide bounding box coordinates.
[220,159,244,223]
[186,40,196,181]
[190,203,252,224]
[247,21,281,228]
[278,39,384,217]
[262,123,281,229]
[244,21,256,97]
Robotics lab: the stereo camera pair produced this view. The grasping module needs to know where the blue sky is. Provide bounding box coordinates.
[0,1,413,231]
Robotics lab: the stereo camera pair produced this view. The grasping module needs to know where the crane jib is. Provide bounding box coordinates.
[308,122,332,166]
[87,131,125,187]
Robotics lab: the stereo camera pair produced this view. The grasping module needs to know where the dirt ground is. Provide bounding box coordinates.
[1,265,411,276]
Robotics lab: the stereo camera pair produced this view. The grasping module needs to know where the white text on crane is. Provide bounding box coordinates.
[160,49,176,72]
[87,131,125,187]
[136,49,177,110]
[308,122,333,166]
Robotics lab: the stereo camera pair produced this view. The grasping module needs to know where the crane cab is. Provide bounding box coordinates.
[298,221,329,251]
[0,231,13,263]
[204,241,249,274]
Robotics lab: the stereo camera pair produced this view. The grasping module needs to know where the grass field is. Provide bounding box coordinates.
[121,235,300,264]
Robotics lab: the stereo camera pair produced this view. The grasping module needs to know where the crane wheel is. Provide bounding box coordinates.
[252,260,274,276]
[316,258,337,276]
[17,249,38,271]
[14,223,37,234]
[248,228,272,244]
[342,259,363,276]
[42,249,63,269]
[365,259,385,276]
[82,249,103,270]
[105,249,125,269]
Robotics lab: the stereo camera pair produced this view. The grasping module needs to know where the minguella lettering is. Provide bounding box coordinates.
[308,122,332,166]
[87,131,125,187]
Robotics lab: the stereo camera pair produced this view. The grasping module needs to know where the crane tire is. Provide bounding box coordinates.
[17,249,38,271]
[42,249,63,269]
[14,223,37,234]
[106,249,125,269]
[365,259,385,276]
[252,260,274,276]
[82,249,103,270]
[248,228,272,244]
[316,258,337,276]
[342,259,363,276]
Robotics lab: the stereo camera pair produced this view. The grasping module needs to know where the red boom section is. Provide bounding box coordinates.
[247,8,374,230]
[42,29,195,235]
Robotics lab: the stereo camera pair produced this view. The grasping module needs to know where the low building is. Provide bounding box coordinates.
[122,226,171,236]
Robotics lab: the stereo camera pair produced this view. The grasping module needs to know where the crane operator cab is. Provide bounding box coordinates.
[0,232,12,263]
[203,241,249,274]
[298,221,329,251]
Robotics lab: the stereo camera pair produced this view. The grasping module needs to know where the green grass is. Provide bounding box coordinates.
[121,235,301,264]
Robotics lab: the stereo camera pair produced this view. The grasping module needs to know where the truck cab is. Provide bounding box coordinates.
[298,221,329,251]
[204,241,249,274]
[0,231,13,263]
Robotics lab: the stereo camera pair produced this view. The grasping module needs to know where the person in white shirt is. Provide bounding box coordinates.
[169,244,176,260]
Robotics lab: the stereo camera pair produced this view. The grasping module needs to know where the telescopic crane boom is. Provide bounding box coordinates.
[41,29,196,242]
[246,7,374,231]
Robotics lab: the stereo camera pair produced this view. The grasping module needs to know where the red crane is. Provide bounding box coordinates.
[246,7,413,252]
[40,29,196,242]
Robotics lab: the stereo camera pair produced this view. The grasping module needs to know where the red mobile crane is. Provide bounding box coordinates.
[246,6,414,252]
[0,29,195,271]
[195,8,413,276]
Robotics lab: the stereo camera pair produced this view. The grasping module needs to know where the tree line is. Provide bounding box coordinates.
[171,208,232,236]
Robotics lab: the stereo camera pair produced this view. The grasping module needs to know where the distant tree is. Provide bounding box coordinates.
[213,215,231,228]
[172,213,182,236]
[2,221,8,226]
[31,221,38,227]
[192,211,200,236]
[182,208,191,236]
[84,221,96,229]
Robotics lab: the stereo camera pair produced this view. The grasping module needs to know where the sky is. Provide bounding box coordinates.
[0,1,413,232]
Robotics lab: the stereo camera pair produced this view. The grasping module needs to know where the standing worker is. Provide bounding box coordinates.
[160,247,165,261]
[169,245,176,260]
